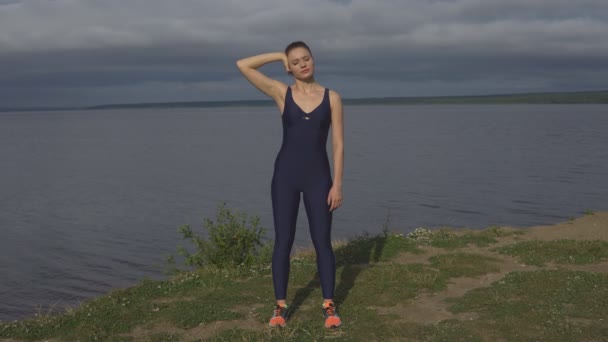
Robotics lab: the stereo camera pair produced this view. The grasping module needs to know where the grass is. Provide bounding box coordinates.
[407,225,524,250]
[428,253,501,278]
[447,270,608,341]
[494,240,608,266]
[2,218,607,341]
[395,320,485,342]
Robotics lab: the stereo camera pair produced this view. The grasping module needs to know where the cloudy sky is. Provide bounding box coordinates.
[1,0,607,107]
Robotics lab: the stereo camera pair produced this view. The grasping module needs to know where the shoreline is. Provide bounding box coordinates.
[1,212,607,341]
[2,89,608,113]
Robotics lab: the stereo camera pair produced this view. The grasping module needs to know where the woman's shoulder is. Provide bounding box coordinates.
[327,88,342,103]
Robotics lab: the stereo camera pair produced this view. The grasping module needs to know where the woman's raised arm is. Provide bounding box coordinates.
[236,52,289,101]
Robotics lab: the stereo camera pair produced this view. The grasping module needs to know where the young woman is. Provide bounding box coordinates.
[236,41,344,329]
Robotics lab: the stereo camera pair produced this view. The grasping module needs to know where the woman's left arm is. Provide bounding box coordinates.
[327,90,344,211]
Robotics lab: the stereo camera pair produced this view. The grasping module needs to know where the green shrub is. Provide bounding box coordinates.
[171,202,271,270]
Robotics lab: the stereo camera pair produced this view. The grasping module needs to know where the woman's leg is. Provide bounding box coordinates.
[303,180,335,300]
[271,177,300,301]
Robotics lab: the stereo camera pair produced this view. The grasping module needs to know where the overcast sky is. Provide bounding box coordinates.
[1,0,607,107]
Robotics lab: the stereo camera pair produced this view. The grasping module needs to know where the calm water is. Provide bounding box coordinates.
[1,104,607,321]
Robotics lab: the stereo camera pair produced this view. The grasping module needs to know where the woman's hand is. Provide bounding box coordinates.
[282,54,291,74]
[327,185,343,212]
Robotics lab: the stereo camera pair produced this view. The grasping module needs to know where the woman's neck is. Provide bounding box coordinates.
[293,78,319,93]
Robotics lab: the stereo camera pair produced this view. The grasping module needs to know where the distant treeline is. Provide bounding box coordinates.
[2,90,607,112]
[86,90,608,110]
[346,90,608,105]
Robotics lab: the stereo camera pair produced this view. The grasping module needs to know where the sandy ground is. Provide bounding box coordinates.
[513,211,608,241]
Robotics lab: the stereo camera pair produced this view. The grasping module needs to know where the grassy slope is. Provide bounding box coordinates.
[1,213,608,341]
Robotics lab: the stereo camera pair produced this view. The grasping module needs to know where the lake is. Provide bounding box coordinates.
[1,104,607,321]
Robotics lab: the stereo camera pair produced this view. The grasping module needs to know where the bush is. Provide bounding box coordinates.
[171,202,272,270]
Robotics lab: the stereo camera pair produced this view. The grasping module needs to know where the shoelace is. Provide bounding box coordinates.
[274,305,285,316]
[324,304,336,316]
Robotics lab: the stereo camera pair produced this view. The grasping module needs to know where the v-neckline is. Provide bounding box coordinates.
[289,87,326,115]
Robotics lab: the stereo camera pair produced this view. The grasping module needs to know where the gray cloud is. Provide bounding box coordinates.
[1,0,607,107]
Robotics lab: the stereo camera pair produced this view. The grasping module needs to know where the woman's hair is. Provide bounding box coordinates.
[285,41,312,56]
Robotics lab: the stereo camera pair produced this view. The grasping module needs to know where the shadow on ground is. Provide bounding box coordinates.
[289,233,388,315]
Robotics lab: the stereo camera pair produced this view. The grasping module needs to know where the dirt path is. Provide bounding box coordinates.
[378,212,608,326]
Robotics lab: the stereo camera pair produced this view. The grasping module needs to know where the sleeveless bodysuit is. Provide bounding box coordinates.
[270,86,336,300]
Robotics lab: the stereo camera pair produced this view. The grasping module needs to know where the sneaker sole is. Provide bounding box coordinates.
[325,321,342,329]
[269,317,287,328]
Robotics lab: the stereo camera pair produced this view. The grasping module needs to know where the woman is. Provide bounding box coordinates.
[236,41,344,329]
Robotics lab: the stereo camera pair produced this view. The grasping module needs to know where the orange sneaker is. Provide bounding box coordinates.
[268,304,288,327]
[322,302,342,328]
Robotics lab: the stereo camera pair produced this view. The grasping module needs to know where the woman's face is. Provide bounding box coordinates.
[287,47,314,79]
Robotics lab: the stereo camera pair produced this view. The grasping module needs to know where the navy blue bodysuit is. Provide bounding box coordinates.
[271,86,336,300]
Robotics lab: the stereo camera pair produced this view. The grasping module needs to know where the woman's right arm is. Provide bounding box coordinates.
[236,52,288,101]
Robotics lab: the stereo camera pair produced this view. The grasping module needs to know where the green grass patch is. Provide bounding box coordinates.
[448,270,608,341]
[341,263,445,306]
[428,253,502,278]
[146,332,181,341]
[339,253,501,307]
[408,225,524,250]
[0,277,177,341]
[162,295,245,329]
[0,267,271,341]
[495,239,608,266]
[334,232,421,265]
[396,320,484,342]
[213,303,406,341]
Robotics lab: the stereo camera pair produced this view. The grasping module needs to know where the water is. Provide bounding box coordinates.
[1,104,607,321]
